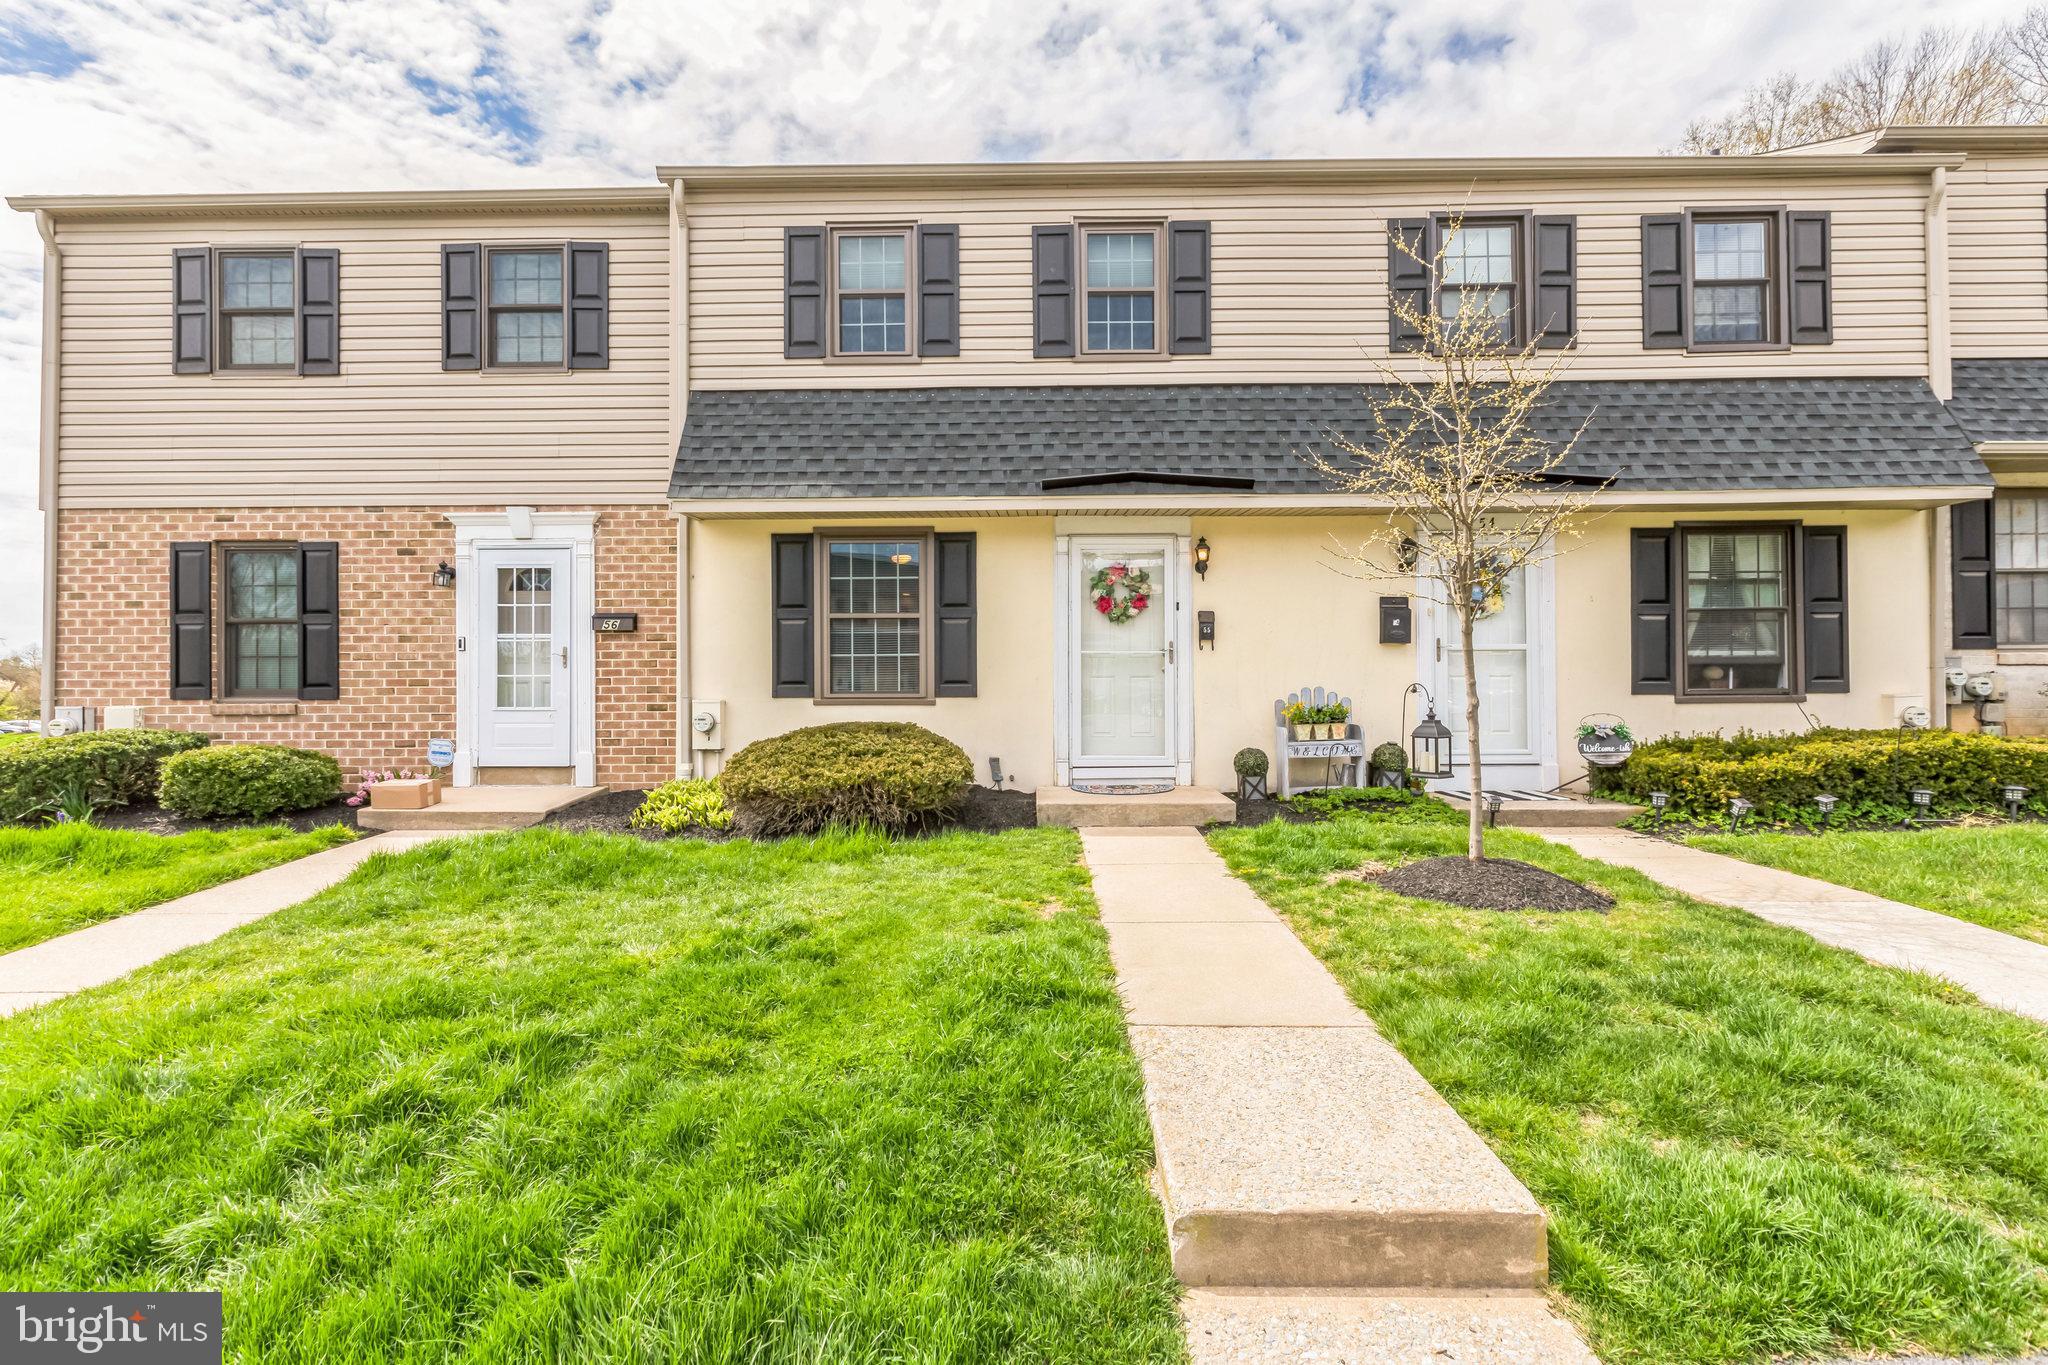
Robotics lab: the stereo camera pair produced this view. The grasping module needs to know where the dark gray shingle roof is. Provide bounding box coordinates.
[1948,359,2048,443]
[672,378,1988,499]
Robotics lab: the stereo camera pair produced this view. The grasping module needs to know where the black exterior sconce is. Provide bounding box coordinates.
[431,561,457,588]
[1194,537,1211,579]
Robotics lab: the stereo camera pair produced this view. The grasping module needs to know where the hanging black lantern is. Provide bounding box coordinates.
[1410,705,1453,779]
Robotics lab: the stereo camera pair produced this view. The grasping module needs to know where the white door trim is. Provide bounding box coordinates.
[447,509,598,787]
[1052,533,1194,786]
[1413,542,1559,791]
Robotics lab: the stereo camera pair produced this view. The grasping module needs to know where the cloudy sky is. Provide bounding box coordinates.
[0,0,2032,654]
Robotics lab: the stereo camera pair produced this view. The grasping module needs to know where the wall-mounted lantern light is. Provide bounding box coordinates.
[1193,537,1211,579]
[431,561,457,589]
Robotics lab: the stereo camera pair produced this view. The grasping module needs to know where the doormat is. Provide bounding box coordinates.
[1072,781,1175,795]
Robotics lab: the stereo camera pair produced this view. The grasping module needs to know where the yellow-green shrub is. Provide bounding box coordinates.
[629,778,733,833]
[719,722,973,837]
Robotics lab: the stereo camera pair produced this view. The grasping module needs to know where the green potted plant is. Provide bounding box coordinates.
[1325,700,1352,740]
[1232,747,1269,800]
[1370,740,1407,788]
[1283,700,1313,742]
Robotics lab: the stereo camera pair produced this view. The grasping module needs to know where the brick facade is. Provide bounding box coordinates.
[55,505,678,789]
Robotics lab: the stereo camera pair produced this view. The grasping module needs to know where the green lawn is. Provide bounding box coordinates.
[0,823,355,954]
[1210,815,2048,1365]
[0,827,1181,1364]
[1689,824,2048,945]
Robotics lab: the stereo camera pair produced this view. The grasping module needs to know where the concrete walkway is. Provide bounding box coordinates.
[1080,827,1594,1362]
[1537,828,2048,1026]
[0,832,449,1018]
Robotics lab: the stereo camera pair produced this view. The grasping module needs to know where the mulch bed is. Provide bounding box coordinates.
[1373,855,1611,912]
[1231,794,1319,826]
[89,797,361,836]
[537,784,1040,841]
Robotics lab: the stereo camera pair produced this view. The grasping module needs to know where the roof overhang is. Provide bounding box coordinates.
[1979,441,2048,474]
[6,186,669,221]
[1861,125,2048,154]
[657,152,1963,191]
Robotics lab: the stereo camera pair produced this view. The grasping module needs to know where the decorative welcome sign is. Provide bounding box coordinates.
[1291,738,1364,759]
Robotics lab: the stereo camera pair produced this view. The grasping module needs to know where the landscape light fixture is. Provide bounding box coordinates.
[1908,788,1934,824]
[1728,796,1753,829]
[1648,790,1669,820]
[1483,792,1504,828]
[431,561,456,588]
[2000,783,2030,819]
[1814,793,1838,828]
[1193,537,1211,579]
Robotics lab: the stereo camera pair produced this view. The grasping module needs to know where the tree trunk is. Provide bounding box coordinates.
[1460,598,1484,862]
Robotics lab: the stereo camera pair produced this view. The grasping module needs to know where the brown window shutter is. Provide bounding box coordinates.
[1530,216,1576,349]
[1166,221,1211,354]
[1786,211,1832,345]
[933,532,977,697]
[1640,215,1687,348]
[784,228,826,359]
[1800,525,1849,692]
[295,248,340,376]
[1032,226,1075,357]
[1952,499,1997,649]
[771,534,814,696]
[172,248,212,374]
[565,241,610,369]
[297,542,340,700]
[917,224,960,357]
[1630,529,1676,693]
[441,244,482,370]
[1387,218,1431,352]
[169,542,212,699]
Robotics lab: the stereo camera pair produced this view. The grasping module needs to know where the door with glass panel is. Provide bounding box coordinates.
[475,547,574,768]
[1439,562,1538,769]
[1072,541,1175,779]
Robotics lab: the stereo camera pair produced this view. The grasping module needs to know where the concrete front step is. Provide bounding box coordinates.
[1037,785,1236,828]
[1181,1289,1596,1364]
[357,785,604,831]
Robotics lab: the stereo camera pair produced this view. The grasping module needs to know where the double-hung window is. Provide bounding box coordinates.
[222,546,302,696]
[1691,218,1773,345]
[1996,494,2048,646]
[1437,222,1517,345]
[1083,228,1160,353]
[218,252,296,369]
[832,231,910,355]
[1680,526,1793,695]
[487,248,565,366]
[822,535,926,698]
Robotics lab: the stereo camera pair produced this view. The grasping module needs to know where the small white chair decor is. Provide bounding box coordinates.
[1272,687,1366,797]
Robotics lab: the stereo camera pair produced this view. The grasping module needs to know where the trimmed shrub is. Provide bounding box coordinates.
[1592,727,2048,825]
[0,729,210,822]
[1289,785,1457,823]
[157,743,343,819]
[719,722,973,837]
[1232,747,1269,779]
[630,778,733,834]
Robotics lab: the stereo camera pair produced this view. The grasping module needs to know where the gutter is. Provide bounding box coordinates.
[670,179,693,779]
[1926,166,1951,401]
[33,210,57,731]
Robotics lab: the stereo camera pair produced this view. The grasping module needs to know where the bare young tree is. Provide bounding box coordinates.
[1309,218,1605,861]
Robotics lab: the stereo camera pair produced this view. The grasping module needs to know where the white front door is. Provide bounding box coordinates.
[1071,539,1177,780]
[1422,555,1558,791]
[476,547,574,768]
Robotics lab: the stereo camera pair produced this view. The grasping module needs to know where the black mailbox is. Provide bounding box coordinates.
[1378,596,1411,644]
[1197,610,1216,648]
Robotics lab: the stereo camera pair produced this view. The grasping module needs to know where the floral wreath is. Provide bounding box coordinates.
[1089,562,1153,624]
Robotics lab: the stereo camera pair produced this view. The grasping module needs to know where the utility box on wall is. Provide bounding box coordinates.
[690,699,725,751]
[1378,596,1412,645]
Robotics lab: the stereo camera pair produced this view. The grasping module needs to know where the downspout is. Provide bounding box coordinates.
[1924,166,1953,723]
[669,178,693,778]
[34,210,59,731]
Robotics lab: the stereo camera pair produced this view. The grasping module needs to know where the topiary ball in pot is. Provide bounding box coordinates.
[718,721,974,838]
[1371,741,1407,774]
[157,743,343,819]
[1232,747,1269,779]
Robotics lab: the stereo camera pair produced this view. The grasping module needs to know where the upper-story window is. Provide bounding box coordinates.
[1691,218,1773,346]
[487,249,565,366]
[1437,222,1517,345]
[1084,228,1160,353]
[219,253,296,369]
[833,230,910,355]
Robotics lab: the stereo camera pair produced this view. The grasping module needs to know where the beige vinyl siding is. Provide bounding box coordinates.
[1947,153,2048,358]
[686,172,1931,389]
[54,209,671,507]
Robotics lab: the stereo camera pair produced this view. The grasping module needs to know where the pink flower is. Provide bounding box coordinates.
[1107,564,1126,582]
[1096,595,1114,614]
[1130,594,1148,611]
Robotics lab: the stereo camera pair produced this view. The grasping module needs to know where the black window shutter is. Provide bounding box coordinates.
[1032,226,1075,357]
[172,248,212,375]
[1800,525,1850,692]
[933,532,977,697]
[441,243,482,370]
[1387,218,1431,352]
[784,227,826,359]
[295,247,340,376]
[1630,529,1677,693]
[1531,216,1576,348]
[917,224,960,357]
[298,541,340,701]
[1641,215,1687,348]
[1953,499,1998,649]
[1786,211,1832,345]
[771,534,815,696]
[565,241,610,369]
[169,542,212,699]
[1165,220,1212,355]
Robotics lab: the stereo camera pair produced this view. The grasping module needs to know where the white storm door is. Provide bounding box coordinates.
[1440,562,1538,767]
[1072,540,1176,778]
[476,547,574,768]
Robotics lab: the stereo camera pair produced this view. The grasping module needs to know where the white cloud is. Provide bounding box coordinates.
[0,0,2031,649]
